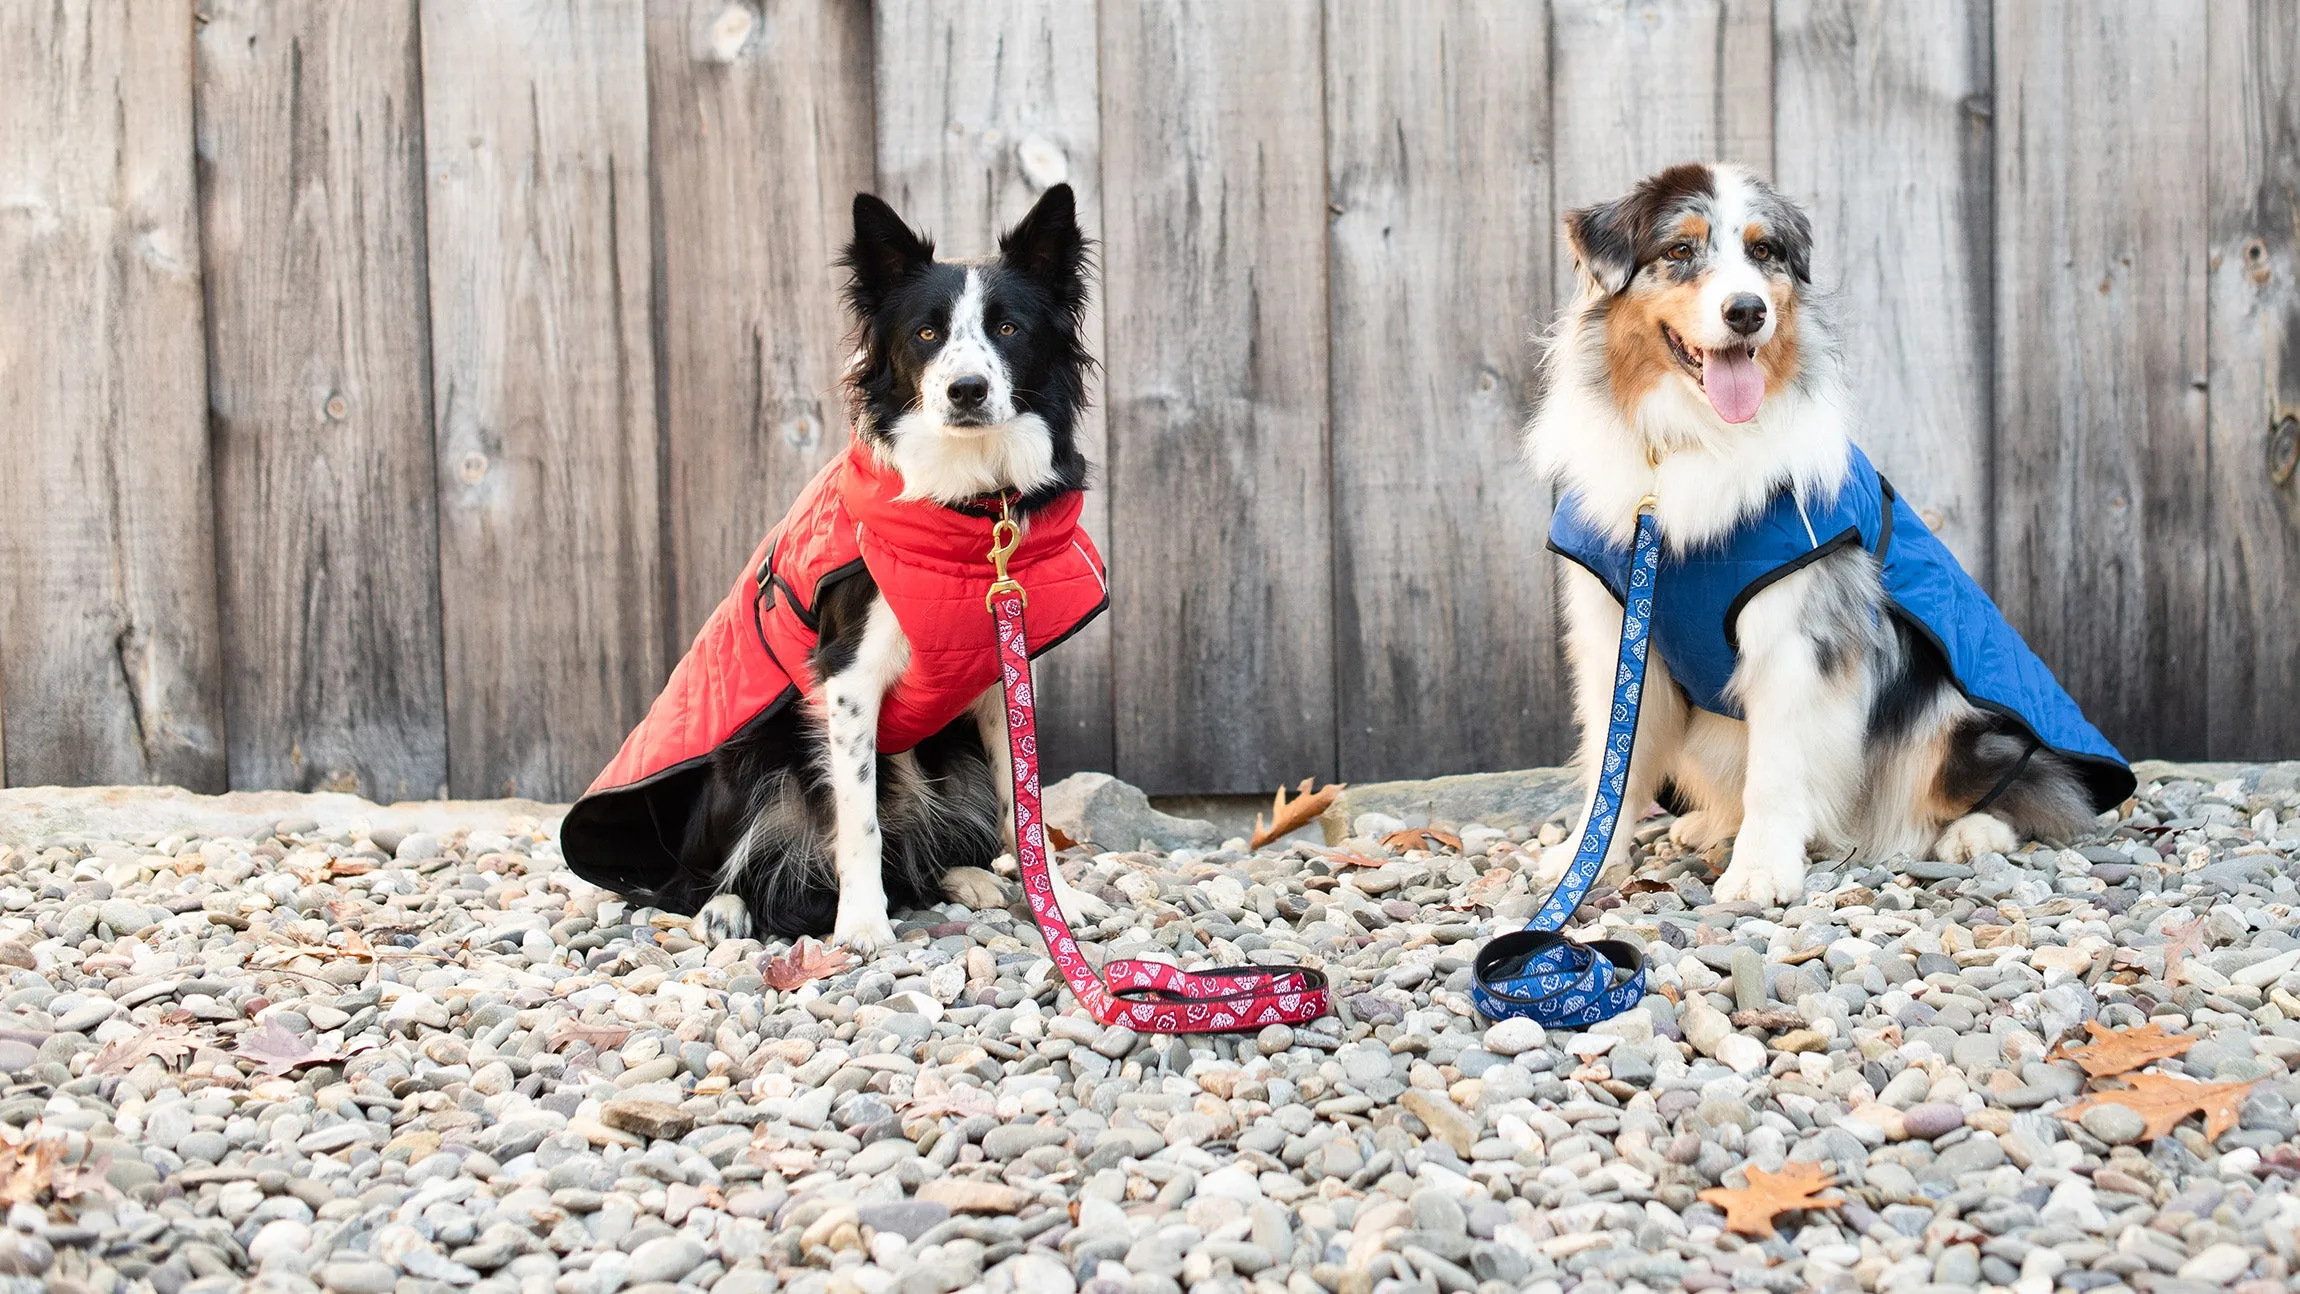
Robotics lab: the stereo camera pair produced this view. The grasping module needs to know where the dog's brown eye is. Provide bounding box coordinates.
[917,326,937,343]
[1665,242,1695,261]
[1749,241,1774,262]
[997,321,1017,337]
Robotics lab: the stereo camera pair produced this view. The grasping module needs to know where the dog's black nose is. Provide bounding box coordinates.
[947,376,989,408]
[1722,293,1768,336]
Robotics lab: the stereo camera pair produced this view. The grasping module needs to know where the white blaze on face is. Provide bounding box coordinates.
[919,268,1018,430]
[1688,168,1775,424]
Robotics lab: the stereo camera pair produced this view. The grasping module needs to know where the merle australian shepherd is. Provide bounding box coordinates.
[1525,163,2094,906]
[679,185,1106,953]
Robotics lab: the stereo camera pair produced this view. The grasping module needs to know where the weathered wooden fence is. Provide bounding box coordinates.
[2,1,2296,803]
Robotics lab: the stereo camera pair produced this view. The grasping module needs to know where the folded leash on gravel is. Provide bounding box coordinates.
[1470,499,1658,1029]
[986,498,1331,1034]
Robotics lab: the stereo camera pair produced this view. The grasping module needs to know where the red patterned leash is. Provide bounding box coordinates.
[986,502,1329,1033]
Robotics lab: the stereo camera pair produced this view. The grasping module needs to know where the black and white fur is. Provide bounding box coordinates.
[686,185,1107,953]
[1525,163,2094,907]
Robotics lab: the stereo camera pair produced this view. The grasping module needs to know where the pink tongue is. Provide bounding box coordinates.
[1702,348,1764,423]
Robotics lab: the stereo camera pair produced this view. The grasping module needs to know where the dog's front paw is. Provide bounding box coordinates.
[1049,866,1112,926]
[942,865,1007,911]
[831,905,897,959]
[694,894,752,944]
[1933,813,2018,864]
[1668,810,1740,853]
[1712,835,1807,908]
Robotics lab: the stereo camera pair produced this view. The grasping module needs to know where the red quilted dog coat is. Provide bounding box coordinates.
[560,439,1107,897]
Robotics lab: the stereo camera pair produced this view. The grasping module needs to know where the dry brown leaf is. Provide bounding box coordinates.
[1251,778,1342,850]
[89,1023,199,1076]
[2160,917,2210,983]
[1696,1162,1843,1237]
[2048,1021,2197,1078]
[1047,826,1078,851]
[1459,867,1515,910]
[0,1123,107,1206]
[235,1020,374,1075]
[2058,1073,2256,1143]
[746,1126,820,1177]
[763,939,855,992]
[551,1018,634,1053]
[1382,827,1463,854]
[901,1072,999,1122]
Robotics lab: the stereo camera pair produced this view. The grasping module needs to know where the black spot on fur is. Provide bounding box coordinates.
[1562,163,1716,294]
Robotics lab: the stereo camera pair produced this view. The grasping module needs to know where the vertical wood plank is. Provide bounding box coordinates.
[873,0,1114,779]
[1099,0,1332,794]
[0,1,225,789]
[196,0,447,800]
[647,0,875,662]
[1550,0,1776,307]
[1994,0,2209,759]
[1326,2,1564,780]
[1773,0,1995,570]
[420,0,661,800]
[2205,0,2300,756]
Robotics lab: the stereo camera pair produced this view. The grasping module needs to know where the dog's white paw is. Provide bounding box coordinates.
[1933,813,2018,864]
[1668,810,1741,852]
[1050,866,1112,926]
[1712,837,1806,908]
[942,865,1007,910]
[1532,834,1633,892]
[1533,841,1576,889]
[831,904,897,959]
[694,894,752,944]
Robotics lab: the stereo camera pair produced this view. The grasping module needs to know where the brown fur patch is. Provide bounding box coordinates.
[1757,288,1802,392]
[1743,221,1766,246]
[1679,215,1710,244]
[1603,280,1709,414]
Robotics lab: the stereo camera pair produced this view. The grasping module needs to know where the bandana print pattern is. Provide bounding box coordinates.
[992,589,1329,1032]
[1470,510,1658,1028]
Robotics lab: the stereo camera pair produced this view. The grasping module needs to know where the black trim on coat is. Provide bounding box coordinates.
[1720,525,1864,654]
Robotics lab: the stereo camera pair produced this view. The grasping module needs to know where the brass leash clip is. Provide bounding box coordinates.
[986,494,1027,611]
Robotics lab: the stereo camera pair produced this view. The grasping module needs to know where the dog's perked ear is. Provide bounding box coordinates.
[998,183,1089,312]
[1562,197,1639,296]
[841,193,935,314]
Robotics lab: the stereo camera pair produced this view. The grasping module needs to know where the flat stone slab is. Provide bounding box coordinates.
[1318,766,1581,843]
[0,785,565,847]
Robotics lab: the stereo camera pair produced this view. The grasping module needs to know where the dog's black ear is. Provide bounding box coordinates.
[1563,198,1639,296]
[842,193,935,313]
[999,184,1088,307]
[1773,200,1814,285]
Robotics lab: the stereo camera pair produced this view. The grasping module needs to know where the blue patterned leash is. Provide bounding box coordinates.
[1471,499,1660,1028]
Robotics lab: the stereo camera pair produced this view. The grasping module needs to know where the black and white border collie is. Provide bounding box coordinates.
[691,185,1106,954]
[1525,163,2093,906]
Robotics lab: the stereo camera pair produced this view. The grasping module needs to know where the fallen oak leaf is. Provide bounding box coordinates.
[234,1019,376,1076]
[1047,825,1079,851]
[1382,826,1462,854]
[1696,1162,1843,1237]
[2048,1021,2196,1078]
[2159,916,2210,983]
[89,1023,199,1076]
[1251,778,1343,850]
[2058,1072,2256,1143]
[762,938,855,991]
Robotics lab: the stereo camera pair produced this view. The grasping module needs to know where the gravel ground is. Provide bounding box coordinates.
[4,762,2300,1294]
